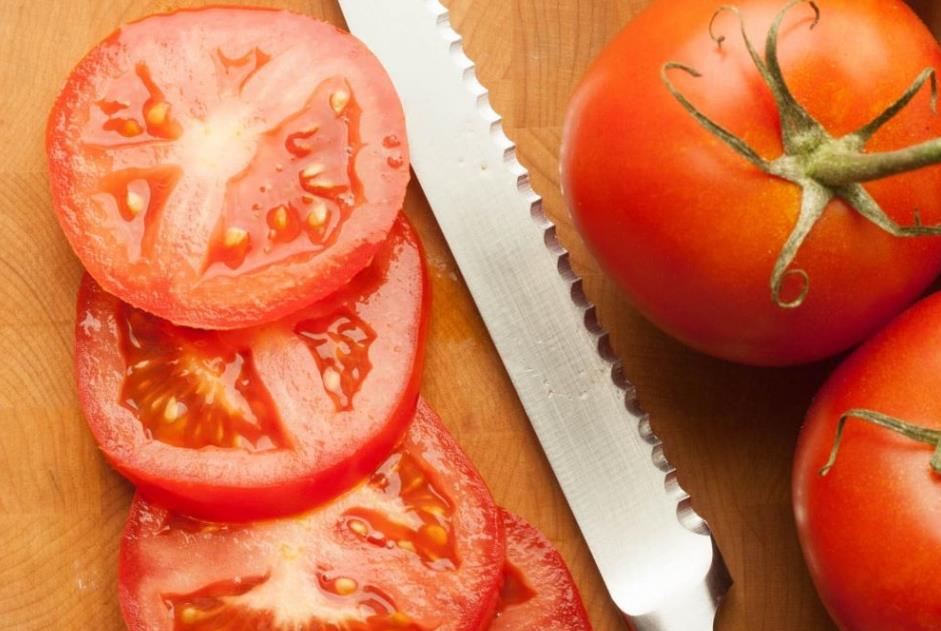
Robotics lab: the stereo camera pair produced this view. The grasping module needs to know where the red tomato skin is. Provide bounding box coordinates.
[48,7,410,330]
[562,0,941,366]
[75,214,430,522]
[794,291,941,631]
[489,509,592,631]
[119,400,506,631]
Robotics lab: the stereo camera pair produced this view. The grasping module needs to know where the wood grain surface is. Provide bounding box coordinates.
[2,1,939,629]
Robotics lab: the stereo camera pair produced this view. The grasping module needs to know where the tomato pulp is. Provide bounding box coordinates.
[48,7,410,329]
[489,510,591,631]
[119,400,505,631]
[563,0,941,365]
[76,214,428,521]
[794,291,941,630]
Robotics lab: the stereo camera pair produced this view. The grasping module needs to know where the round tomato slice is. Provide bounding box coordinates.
[48,7,409,329]
[119,400,505,631]
[76,214,427,521]
[490,510,591,631]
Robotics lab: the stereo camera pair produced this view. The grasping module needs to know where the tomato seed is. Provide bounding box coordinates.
[145,102,169,126]
[334,577,357,595]
[224,227,248,248]
[330,89,350,114]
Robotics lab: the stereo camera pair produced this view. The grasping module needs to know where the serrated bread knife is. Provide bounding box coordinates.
[337,2,732,628]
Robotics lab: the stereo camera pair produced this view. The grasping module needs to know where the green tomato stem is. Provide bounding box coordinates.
[809,138,941,187]
[821,409,941,476]
[661,0,941,310]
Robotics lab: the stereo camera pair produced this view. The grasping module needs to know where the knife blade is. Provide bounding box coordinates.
[337,2,732,629]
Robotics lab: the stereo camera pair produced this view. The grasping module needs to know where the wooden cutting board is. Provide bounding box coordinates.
[3,1,939,629]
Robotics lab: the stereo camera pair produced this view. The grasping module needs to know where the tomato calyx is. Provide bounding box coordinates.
[821,408,941,476]
[662,0,941,309]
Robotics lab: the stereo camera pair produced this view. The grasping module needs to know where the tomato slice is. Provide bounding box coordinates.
[119,400,505,631]
[76,214,427,521]
[490,510,591,631]
[48,7,410,329]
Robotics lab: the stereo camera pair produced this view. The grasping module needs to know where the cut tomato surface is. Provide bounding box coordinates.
[48,7,410,329]
[490,510,591,631]
[76,214,427,521]
[119,400,505,631]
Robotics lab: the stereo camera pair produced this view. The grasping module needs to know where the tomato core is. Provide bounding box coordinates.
[152,449,447,631]
[165,572,424,630]
[193,74,365,275]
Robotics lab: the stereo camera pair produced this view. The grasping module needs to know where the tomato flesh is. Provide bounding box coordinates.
[201,75,363,277]
[495,563,537,613]
[489,510,591,630]
[76,214,428,521]
[119,304,284,450]
[48,7,410,329]
[119,400,505,631]
[343,451,459,571]
[295,309,376,412]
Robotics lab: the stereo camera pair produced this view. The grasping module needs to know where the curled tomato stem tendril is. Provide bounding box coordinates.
[821,409,941,477]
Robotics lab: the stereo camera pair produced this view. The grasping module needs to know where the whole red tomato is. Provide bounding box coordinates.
[562,0,941,365]
[794,291,941,630]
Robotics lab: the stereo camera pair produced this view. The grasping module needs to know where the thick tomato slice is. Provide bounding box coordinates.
[76,214,427,521]
[119,400,505,631]
[48,7,409,329]
[489,510,591,631]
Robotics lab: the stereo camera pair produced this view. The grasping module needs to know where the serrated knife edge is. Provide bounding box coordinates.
[338,1,732,628]
[425,0,713,540]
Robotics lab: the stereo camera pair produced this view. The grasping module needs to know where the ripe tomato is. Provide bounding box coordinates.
[119,400,505,631]
[48,7,409,329]
[562,0,941,365]
[794,291,941,630]
[76,214,427,521]
[489,510,591,631]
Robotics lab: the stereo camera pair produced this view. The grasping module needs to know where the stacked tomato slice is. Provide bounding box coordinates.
[75,216,427,521]
[491,511,592,630]
[48,6,591,630]
[121,402,504,630]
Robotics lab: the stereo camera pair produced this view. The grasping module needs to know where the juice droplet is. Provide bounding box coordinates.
[383,135,401,148]
[387,153,404,169]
